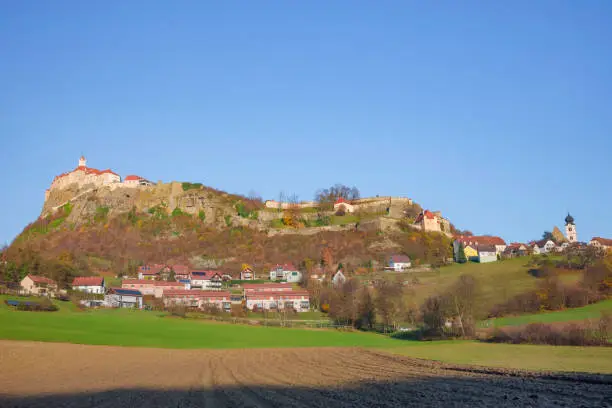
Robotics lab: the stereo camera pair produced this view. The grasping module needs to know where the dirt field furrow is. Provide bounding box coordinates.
[1,341,611,408]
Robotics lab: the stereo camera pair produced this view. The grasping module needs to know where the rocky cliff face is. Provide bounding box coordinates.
[41,181,252,229]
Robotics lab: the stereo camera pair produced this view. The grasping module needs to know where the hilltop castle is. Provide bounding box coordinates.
[45,156,153,201]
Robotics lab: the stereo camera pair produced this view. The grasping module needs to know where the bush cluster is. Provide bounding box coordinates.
[487,314,611,346]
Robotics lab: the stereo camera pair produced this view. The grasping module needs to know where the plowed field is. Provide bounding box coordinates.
[1,341,611,407]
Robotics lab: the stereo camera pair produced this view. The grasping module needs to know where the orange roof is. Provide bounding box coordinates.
[455,235,506,246]
[163,290,231,298]
[591,237,612,246]
[124,175,142,181]
[72,276,104,286]
[27,275,56,285]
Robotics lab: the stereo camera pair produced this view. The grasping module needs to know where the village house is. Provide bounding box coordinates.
[123,175,153,187]
[477,245,497,263]
[71,276,105,294]
[240,265,255,281]
[121,280,186,298]
[332,270,346,287]
[589,237,612,252]
[105,288,143,309]
[20,275,58,296]
[453,236,507,259]
[333,197,355,213]
[414,210,452,235]
[245,290,310,312]
[463,245,478,261]
[532,239,557,254]
[387,255,411,271]
[502,243,529,258]
[137,264,170,280]
[163,290,232,311]
[190,271,223,290]
[269,263,300,281]
[171,265,191,281]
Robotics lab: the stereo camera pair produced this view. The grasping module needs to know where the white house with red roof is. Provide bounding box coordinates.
[589,237,612,251]
[190,271,223,290]
[123,175,153,187]
[387,255,412,271]
[71,276,105,294]
[20,275,58,296]
[269,263,301,282]
[453,235,507,259]
[333,197,355,213]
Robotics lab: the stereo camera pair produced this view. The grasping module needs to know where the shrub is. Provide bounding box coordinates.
[487,318,611,346]
[168,304,187,318]
[182,182,203,191]
[198,210,206,222]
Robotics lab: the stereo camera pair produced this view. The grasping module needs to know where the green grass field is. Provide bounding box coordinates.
[381,341,612,373]
[484,299,612,327]
[0,295,399,349]
[1,295,610,373]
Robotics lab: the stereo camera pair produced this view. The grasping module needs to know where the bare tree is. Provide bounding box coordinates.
[374,279,403,331]
[355,287,376,330]
[315,184,360,210]
[444,274,478,337]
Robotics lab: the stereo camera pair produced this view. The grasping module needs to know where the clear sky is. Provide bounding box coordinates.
[1,1,611,246]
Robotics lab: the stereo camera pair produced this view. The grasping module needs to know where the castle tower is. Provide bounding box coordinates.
[565,213,577,243]
[78,155,86,167]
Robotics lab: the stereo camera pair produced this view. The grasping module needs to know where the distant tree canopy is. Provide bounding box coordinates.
[542,231,554,241]
[315,184,360,210]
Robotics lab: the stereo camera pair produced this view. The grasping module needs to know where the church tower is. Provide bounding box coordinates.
[78,155,87,167]
[565,213,577,243]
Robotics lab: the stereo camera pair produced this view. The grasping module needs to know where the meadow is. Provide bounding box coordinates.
[1,295,611,373]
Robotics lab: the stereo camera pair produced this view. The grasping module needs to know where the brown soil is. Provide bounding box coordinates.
[1,341,611,407]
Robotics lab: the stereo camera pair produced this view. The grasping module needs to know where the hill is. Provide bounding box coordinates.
[3,161,454,284]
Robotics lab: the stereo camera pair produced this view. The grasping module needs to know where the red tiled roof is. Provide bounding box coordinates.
[171,265,190,275]
[72,276,104,287]
[153,281,185,287]
[124,175,142,181]
[27,275,56,285]
[243,283,294,291]
[122,279,156,286]
[190,270,221,280]
[270,263,297,272]
[246,290,309,300]
[455,235,506,246]
[334,197,348,204]
[389,255,411,263]
[163,290,231,298]
[591,237,612,246]
[52,166,119,182]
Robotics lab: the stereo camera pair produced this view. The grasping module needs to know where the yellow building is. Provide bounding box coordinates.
[464,245,478,260]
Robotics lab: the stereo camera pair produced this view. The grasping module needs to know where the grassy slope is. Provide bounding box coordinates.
[403,257,583,312]
[380,341,612,374]
[485,299,612,327]
[0,296,399,349]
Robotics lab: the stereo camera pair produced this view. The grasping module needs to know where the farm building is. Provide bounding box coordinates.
[121,280,186,298]
[105,288,143,309]
[20,274,58,296]
[71,276,105,294]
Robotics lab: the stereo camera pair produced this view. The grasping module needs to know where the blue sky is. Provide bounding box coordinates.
[1,1,611,245]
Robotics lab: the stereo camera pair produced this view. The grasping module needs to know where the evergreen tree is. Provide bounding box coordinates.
[457,243,467,264]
